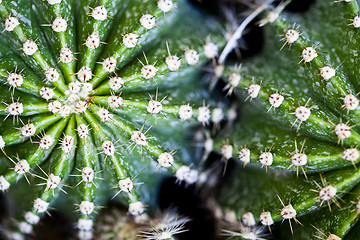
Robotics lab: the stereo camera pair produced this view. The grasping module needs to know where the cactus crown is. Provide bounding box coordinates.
[0,0,226,239]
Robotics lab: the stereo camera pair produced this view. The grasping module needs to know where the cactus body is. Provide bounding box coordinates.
[215,0,360,239]
[0,0,226,239]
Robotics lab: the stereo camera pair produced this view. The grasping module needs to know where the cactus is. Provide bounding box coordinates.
[0,0,226,239]
[213,0,360,239]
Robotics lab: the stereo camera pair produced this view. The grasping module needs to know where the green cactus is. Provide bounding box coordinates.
[0,0,226,239]
[212,0,360,239]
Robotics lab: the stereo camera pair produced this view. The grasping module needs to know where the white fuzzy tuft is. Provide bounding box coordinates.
[45,68,59,82]
[128,201,145,216]
[33,198,49,213]
[59,48,74,63]
[118,177,133,192]
[185,49,199,65]
[158,0,174,13]
[85,33,100,49]
[102,57,117,72]
[40,87,55,101]
[14,160,30,174]
[123,33,138,48]
[21,123,36,137]
[79,201,95,215]
[4,16,19,32]
[140,14,155,29]
[179,104,193,120]
[141,65,158,79]
[52,17,67,32]
[25,212,40,225]
[22,40,38,55]
[91,6,107,21]
[157,152,174,167]
[0,175,10,191]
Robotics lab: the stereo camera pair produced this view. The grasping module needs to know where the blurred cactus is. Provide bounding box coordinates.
[212,0,360,239]
[0,0,227,239]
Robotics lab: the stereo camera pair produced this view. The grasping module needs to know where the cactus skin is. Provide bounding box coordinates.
[0,0,226,239]
[213,0,360,239]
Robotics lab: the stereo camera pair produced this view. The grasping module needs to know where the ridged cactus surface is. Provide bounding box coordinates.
[0,0,225,239]
[214,0,360,239]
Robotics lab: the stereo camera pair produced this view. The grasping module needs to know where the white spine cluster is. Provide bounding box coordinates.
[212,107,224,125]
[140,14,155,29]
[4,16,20,32]
[147,100,162,114]
[284,29,299,44]
[98,108,112,122]
[46,174,61,190]
[52,17,67,32]
[342,148,359,162]
[334,123,351,140]
[259,152,273,167]
[45,68,59,82]
[14,160,30,175]
[77,124,89,139]
[102,57,116,72]
[301,47,318,62]
[128,201,145,216]
[19,222,32,234]
[260,211,274,226]
[85,32,100,49]
[319,185,337,201]
[157,152,174,167]
[175,166,198,184]
[118,177,133,192]
[61,135,74,153]
[47,0,62,5]
[39,135,54,150]
[269,93,284,108]
[77,66,92,82]
[40,87,55,101]
[166,55,181,71]
[81,167,95,182]
[108,95,123,109]
[91,6,108,21]
[24,212,40,225]
[204,40,218,59]
[158,0,174,13]
[123,33,138,48]
[21,123,36,137]
[0,175,10,191]
[102,140,115,156]
[247,84,261,99]
[179,104,193,120]
[197,105,210,125]
[59,48,74,63]
[319,66,336,81]
[79,201,95,215]
[77,219,93,231]
[33,198,49,213]
[351,16,360,28]
[141,64,158,79]
[185,49,199,65]
[281,204,296,220]
[131,131,147,146]
[22,40,38,55]
[238,148,250,165]
[221,144,233,160]
[7,73,23,88]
